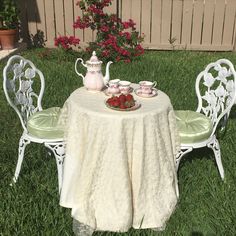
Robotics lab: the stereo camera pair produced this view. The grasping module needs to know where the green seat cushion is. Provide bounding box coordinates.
[27,107,64,139]
[175,110,213,144]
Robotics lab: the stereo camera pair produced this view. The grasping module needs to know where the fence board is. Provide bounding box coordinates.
[84,29,93,43]
[54,0,65,36]
[222,0,236,46]
[161,0,172,44]
[172,0,183,44]
[212,0,226,45]
[36,0,46,41]
[141,0,152,44]
[131,0,141,33]
[64,0,74,36]
[27,0,38,38]
[181,0,193,45]
[201,0,214,45]
[18,0,29,42]
[44,0,56,46]
[73,0,83,41]
[191,0,204,45]
[151,0,162,45]
[118,0,122,18]
[121,0,132,20]
[82,2,92,43]
[234,20,236,50]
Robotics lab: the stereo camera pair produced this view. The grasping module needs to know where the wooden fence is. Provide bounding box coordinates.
[18,0,236,51]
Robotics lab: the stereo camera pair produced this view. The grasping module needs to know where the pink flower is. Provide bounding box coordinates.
[101,25,109,32]
[54,36,80,49]
[123,32,131,40]
[128,19,136,29]
[101,0,112,8]
[124,59,131,63]
[73,16,90,29]
[68,36,80,45]
[134,44,144,56]
[102,49,110,57]
[122,22,130,29]
[116,56,121,62]
[118,48,130,56]
[88,4,105,15]
[110,14,117,22]
[122,19,136,30]
[135,44,143,51]
[86,47,92,52]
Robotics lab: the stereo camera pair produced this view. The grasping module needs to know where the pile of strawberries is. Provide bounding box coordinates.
[106,94,135,109]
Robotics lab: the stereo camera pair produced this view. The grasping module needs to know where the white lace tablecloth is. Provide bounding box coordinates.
[59,85,180,233]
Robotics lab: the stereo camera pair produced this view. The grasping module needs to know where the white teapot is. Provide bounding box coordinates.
[75,51,113,92]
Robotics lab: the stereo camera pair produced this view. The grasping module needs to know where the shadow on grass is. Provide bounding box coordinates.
[178,147,212,169]
[191,232,204,236]
[229,105,236,119]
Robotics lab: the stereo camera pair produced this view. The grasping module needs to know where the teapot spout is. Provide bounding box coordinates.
[103,61,113,85]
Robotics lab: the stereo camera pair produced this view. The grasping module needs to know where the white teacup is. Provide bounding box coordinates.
[119,80,131,94]
[107,79,120,94]
[139,81,157,94]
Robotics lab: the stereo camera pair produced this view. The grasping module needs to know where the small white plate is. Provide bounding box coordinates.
[103,87,133,96]
[134,88,158,98]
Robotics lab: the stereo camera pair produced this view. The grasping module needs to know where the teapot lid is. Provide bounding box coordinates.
[86,51,102,66]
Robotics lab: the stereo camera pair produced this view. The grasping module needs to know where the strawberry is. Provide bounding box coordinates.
[126,94,134,102]
[107,98,113,104]
[119,103,126,109]
[119,94,126,103]
[109,101,115,107]
[113,101,120,107]
[113,96,119,102]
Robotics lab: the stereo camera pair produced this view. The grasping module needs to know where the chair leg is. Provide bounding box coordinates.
[44,142,65,193]
[12,135,30,183]
[176,147,193,171]
[207,136,224,180]
[175,147,193,198]
[174,177,179,199]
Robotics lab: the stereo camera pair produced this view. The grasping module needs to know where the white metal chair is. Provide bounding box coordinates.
[175,59,236,180]
[3,55,65,192]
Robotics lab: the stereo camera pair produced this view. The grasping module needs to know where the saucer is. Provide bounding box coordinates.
[134,88,158,98]
[103,87,133,96]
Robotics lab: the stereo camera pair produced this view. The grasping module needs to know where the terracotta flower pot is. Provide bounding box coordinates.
[0,29,18,50]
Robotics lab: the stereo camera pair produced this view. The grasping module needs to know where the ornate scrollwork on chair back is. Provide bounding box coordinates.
[3,55,45,132]
[195,59,236,135]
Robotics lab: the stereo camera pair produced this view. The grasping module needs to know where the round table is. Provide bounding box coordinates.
[59,84,180,234]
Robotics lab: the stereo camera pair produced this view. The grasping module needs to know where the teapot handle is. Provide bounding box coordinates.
[75,58,86,80]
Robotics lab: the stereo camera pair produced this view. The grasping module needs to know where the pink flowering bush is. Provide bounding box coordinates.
[54,0,144,62]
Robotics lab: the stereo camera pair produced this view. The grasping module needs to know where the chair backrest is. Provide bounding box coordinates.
[3,55,45,132]
[195,59,236,135]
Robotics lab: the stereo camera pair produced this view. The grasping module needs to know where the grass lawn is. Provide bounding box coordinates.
[0,48,236,236]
